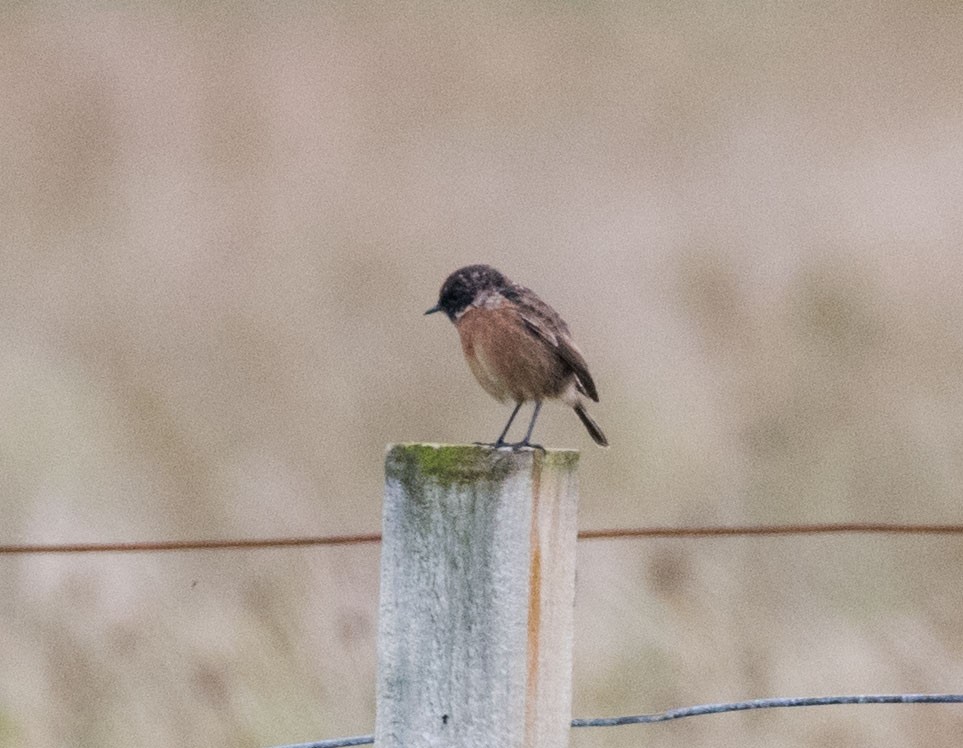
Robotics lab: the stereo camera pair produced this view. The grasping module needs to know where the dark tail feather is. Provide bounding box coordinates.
[574,404,608,447]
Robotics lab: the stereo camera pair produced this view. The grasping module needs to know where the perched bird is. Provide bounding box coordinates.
[425,264,608,448]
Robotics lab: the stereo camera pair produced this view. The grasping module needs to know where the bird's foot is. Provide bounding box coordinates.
[473,439,545,453]
[472,439,548,454]
[502,440,546,453]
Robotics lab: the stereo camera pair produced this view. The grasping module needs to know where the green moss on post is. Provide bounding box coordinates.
[385,442,578,489]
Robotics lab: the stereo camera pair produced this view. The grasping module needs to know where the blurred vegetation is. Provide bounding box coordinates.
[2,2,963,746]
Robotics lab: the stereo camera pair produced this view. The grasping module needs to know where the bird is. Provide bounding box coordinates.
[425,264,608,449]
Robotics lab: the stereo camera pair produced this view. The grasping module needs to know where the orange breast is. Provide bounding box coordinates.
[455,306,571,403]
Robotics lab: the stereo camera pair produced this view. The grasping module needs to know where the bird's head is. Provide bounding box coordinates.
[425,264,510,321]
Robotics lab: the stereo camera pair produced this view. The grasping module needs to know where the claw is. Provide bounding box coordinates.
[502,441,546,453]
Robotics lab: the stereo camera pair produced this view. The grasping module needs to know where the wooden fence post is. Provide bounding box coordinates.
[376,443,580,748]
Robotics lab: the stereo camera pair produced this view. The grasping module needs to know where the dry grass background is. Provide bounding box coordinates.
[2,2,963,746]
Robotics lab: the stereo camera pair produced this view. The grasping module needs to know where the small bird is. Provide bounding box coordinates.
[426,264,608,448]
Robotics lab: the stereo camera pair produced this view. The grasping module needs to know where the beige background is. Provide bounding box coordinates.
[2,2,963,746]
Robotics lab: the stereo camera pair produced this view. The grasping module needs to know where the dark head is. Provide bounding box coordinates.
[425,264,510,321]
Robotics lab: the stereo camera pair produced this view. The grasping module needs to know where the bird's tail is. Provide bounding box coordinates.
[574,404,608,447]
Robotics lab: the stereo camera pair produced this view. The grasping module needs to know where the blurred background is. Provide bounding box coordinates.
[2,2,963,746]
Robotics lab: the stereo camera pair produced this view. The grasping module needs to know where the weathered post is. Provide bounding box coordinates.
[376,443,580,748]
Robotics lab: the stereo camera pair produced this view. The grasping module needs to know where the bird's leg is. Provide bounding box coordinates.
[494,401,524,447]
[474,401,524,448]
[510,401,545,451]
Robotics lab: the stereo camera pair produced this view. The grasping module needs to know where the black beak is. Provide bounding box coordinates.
[425,304,442,315]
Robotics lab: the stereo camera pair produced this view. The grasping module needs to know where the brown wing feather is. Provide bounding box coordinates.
[511,284,600,403]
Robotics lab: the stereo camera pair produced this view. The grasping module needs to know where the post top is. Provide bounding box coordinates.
[385,443,579,488]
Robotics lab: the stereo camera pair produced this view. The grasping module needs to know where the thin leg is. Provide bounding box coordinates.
[493,401,524,447]
[517,400,543,450]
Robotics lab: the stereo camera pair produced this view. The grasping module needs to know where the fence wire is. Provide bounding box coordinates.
[269,693,963,748]
[4,522,963,555]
